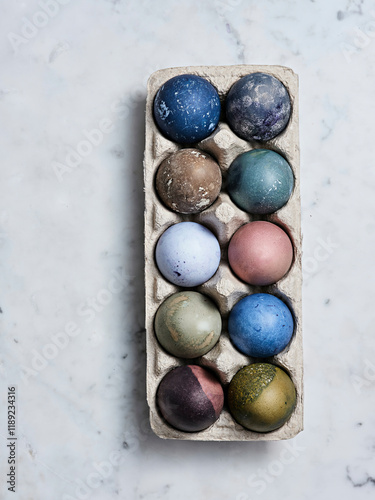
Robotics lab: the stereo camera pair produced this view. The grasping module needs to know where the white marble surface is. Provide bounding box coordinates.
[0,0,375,498]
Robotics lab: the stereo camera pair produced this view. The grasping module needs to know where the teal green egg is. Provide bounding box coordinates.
[154,291,222,358]
[227,149,294,214]
[228,363,297,432]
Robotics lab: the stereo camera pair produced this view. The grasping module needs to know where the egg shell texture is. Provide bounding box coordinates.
[156,148,222,214]
[157,365,224,432]
[228,293,294,358]
[228,363,297,433]
[228,221,293,286]
[155,221,221,287]
[227,149,294,214]
[226,72,291,142]
[154,291,222,358]
[153,74,221,144]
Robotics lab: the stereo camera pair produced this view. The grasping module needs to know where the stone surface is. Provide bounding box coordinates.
[3,3,375,497]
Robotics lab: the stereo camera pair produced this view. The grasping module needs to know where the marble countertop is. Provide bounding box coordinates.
[1,0,374,498]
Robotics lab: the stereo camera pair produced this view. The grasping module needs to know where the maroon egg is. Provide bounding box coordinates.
[228,221,293,286]
[157,365,224,432]
[155,148,222,214]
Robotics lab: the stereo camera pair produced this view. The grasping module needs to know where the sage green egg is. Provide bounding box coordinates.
[154,291,222,358]
[228,363,297,433]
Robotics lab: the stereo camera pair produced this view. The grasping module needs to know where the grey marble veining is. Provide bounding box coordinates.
[0,0,375,499]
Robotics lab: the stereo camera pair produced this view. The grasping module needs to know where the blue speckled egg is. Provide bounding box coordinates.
[226,73,291,142]
[227,149,294,214]
[153,74,221,144]
[155,222,221,287]
[228,293,294,358]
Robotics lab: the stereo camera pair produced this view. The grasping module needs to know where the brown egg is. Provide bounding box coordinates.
[155,148,222,214]
[228,221,293,286]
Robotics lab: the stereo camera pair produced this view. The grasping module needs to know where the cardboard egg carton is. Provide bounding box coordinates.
[144,65,303,441]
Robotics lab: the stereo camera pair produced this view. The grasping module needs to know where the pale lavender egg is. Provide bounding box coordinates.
[155,222,221,287]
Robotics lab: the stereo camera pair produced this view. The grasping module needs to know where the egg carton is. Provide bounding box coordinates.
[144,65,302,441]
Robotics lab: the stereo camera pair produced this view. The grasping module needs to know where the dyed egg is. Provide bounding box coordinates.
[156,149,222,214]
[227,149,294,214]
[228,294,294,357]
[226,73,291,142]
[157,365,224,432]
[153,74,221,144]
[155,291,222,358]
[155,222,221,287]
[228,221,293,286]
[228,363,296,432]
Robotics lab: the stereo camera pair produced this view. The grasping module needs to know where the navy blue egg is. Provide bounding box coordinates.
[226,73,291,142]
[227,149,294,214]
[153,74,221,144]
[228,294,294,358]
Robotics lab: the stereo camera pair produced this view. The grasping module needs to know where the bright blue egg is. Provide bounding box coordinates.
[227,149,294,214]
[226,73,291,142]
[153,74,221,144]
[155,222,221,287]
[228,294,294,358]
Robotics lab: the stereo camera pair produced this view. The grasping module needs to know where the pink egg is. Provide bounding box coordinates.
[228,221,293,286]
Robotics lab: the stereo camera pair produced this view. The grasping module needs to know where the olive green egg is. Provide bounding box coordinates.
[154,291,222,358]
[228,363,296,433]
